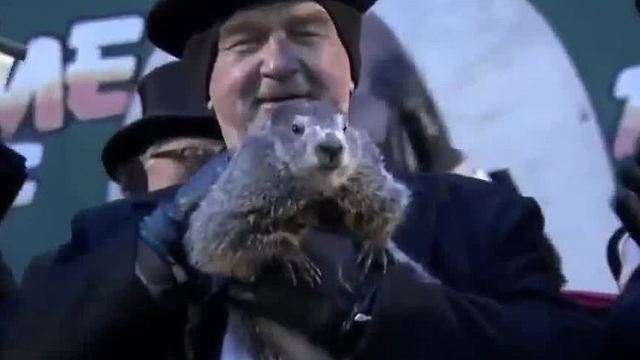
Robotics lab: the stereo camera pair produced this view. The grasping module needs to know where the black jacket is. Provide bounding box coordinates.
[0,143,26,304]
[1,174,604,360]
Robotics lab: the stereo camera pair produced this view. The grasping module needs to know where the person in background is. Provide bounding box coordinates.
[11,59,226,307]
[0,61,224,359]
[102,60,225,197]
[0,59,224,294]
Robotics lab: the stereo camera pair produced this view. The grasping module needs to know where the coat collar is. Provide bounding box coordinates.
[130,185,179,209]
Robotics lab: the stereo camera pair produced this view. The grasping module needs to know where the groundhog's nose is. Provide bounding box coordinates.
[316,134,344,168]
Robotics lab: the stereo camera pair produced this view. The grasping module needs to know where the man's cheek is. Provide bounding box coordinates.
[318,65,352,109]
[330,79,352,113]
[219,123,249,150]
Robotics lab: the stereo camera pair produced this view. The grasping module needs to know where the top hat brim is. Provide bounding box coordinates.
[147,0,228,58]
[102,114,223,181]
[146,0,378,58]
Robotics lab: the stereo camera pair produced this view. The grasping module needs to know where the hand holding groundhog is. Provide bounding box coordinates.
[225,227,385,358]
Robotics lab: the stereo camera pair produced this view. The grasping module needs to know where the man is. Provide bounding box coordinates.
[101,60,225,196]
[1,61,224,359]
[2,1,602,360]
[144,0,601,358]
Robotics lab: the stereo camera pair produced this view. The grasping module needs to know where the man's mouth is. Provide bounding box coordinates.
[256,95,312,107]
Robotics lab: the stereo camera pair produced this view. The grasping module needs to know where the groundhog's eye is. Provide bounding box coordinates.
[291,123,305,135]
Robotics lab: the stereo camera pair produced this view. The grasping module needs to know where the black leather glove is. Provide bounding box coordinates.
[135,150,231,304]
[0,142,26,221]
[226,228,386,358]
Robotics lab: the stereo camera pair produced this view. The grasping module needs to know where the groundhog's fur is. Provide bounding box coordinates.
[184,101,411,360]
[185,101,410,284]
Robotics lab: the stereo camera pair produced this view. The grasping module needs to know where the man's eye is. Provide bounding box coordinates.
[224,37,260,52]
[293,30,318,37]
[230,41,255,52]
[290,27,323,40]
[296,33,323,44]
[179,147,207,158]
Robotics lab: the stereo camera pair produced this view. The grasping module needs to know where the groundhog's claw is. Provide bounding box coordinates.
[257,346,281,360]
[357,242,395,278]
[282,255,323,287]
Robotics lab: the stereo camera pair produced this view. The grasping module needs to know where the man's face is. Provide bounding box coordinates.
[209,1,354,149]
[141,137,225,191]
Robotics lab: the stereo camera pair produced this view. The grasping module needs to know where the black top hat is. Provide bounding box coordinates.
[146,0,377,58]
[102,60,222,181]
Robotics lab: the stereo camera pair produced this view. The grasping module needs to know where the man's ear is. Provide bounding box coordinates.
[349,81,355,95]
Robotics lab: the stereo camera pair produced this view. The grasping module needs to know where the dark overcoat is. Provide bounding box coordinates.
[1,174,604,360]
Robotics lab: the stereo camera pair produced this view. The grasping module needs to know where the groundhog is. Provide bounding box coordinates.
[184,100,412,360]
[184,100,411,285]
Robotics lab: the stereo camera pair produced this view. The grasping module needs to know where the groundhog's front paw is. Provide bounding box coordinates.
[256,340,283,360]
[357,241,395,278]
[187,244,260,281]
[258,351,280,360]
[185,244,217,274]
[280,254,323,288]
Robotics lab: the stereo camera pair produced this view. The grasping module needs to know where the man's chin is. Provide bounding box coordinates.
[248,97,317,132]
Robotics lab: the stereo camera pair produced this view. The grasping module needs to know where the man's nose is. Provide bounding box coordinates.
[260,35,299,80]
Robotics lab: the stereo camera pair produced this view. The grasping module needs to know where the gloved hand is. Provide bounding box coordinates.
[135,150,231,304]
[226,228,387,358]
[0,141,26,221]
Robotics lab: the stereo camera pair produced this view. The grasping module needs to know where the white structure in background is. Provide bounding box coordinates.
[373,0,620,292]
